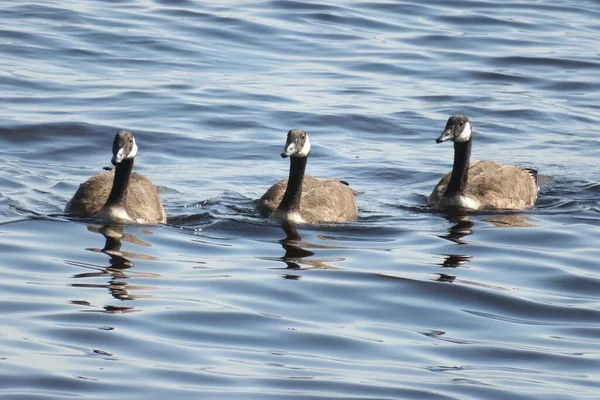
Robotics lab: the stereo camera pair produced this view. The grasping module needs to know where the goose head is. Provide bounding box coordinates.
[111,130,138,165]
[436,114,472,144]
[281,129,311,158]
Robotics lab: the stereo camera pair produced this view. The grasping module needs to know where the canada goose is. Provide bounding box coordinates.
[65,130,167,224]
[429,114,538,211]
[256,129,358,224]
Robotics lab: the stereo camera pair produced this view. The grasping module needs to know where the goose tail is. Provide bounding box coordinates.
[524,168,539,190]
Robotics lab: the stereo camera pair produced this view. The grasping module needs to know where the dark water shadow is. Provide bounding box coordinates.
[434,213,473,283]
[259,223,347,279]
[68,224,159,313]
[438,213,474,245]
[434,212,533,288]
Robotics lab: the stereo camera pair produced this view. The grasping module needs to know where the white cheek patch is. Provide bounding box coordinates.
[296,136,311,157]
[455,122,472,142]
[127,139,138,159]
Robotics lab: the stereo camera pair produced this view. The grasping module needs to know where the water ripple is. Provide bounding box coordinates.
[0,0,599,399]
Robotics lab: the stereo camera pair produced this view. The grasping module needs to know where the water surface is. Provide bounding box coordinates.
[1,1,599,399]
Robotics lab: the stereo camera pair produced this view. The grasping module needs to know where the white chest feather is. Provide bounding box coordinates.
[95,206,132,222]
[272,209,304,224]
[440,195,481,210]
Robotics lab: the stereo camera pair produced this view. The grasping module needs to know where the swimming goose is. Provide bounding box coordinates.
[65,130,167,224]
[256,129,358,224]
[428,114,538,211]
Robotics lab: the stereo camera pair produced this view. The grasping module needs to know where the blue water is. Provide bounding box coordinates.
[1,1,599,399]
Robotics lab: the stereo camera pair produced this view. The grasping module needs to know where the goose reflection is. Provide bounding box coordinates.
[436,254,472,283]
[435,212,532,287]
[436,216,473,283]
[435,213,478,285]
[267,223,346,279]
[70,224,159,312]
[280,223,314,269]
[441,254,472,269]
[482,213,533,228]
[440,213,474,245]
[440,212,533,245]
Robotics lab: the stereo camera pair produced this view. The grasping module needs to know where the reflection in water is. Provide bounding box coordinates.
[441,254,472,269]
[263,223,346,279]
[280,224,315,268]
[482,213,533,228]
[440,212,534,245]
[69,224,159,313]
[439,213,474,245]
[436,214,475,285]
[435,213,529,290]
[436,274,456,283]
[435,214,474,283]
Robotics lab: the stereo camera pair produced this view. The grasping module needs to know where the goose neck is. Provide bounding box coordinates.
[278,156,307,213]
[105,158,134,208]
[445,138,472,197]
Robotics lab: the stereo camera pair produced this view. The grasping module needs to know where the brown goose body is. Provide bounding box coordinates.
[65,169,166,223]
[429,160,538,210]
[257,175,358,224]
[257,129,358,224]
[428,115,538,211]
[65,130,166,224]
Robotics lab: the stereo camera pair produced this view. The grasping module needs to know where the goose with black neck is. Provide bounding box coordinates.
[429,114,539,211]
[65,130,167,224]
[257,129,358,224]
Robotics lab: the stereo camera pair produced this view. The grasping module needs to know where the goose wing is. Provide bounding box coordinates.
[256,175,324,217]
[465,161,538,209]
[65,170,166,223]
[125,172,167,223]
[297,178,358,223]
[429,161,538,210]
[257,176,357,223]
[64,170,113,216]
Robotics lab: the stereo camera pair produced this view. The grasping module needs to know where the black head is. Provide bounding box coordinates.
[436,114,472,144]
[281,129,311,158]
[111,130,138,165]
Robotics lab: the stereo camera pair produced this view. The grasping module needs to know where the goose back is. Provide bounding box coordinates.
[65,169,166,224]
[257,176,358,224]
[429,160,538,210]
